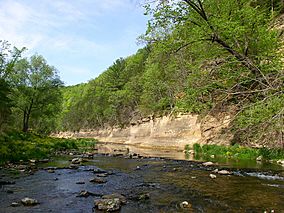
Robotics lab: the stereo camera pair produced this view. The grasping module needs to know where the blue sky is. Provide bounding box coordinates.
[0,0,149,85]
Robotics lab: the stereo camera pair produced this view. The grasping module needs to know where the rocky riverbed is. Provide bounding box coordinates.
[0,148,284,212]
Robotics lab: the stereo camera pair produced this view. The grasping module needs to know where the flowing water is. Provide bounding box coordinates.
[0,143,283,212]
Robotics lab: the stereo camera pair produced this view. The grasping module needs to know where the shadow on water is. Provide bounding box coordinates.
[0,143,283,212]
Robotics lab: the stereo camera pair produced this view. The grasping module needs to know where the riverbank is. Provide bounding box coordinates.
[0,132,97,165]
[187,143,284,165]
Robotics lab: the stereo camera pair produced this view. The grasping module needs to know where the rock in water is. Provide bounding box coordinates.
[218,170,232,175]
[77,190,90,197]
[94,198,121,212]
[11,202,20,207]
[93,168,106,174]
[47,169,55,173]
[90,177,107,184]
[202,162,214,166]
[102,193,127,204]
[97,173,108,177]
[138,193,150,201]
[71,158,82,164]
[180,201,192,209]
[210,174,217,179]
[21,197,39,206]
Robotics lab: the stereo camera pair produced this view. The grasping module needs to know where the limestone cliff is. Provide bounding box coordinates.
[55,113,233,150]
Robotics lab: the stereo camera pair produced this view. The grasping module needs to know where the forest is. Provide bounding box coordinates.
[1,0,284,148]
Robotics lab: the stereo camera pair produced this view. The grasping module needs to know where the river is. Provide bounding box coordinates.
[0,143,283,212]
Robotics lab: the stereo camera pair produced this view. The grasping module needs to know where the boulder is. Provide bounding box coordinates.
[21,197,39,206]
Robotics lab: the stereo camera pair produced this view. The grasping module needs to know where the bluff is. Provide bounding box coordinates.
[55,113,232,150]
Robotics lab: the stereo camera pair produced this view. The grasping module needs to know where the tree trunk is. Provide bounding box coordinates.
[22,110,28,132]
[22,99,33,132]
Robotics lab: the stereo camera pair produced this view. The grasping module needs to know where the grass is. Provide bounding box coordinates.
[186,143,284,161]
[0,131,97,165]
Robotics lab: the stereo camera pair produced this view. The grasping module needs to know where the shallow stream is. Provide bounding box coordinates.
[0,143,283,212]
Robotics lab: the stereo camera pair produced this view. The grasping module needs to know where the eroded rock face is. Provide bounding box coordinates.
[53,113,233,150]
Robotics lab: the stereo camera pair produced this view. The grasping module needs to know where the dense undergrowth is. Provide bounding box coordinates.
[0,132,97,165]
[186,143,284,161]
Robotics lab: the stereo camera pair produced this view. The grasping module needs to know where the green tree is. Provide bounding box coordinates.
[12,55,63,133]
[0,41,24,131]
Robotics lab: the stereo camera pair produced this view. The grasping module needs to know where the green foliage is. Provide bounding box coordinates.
[190,143,284,160]
[0,41,25,132]
[0,132,97,164]
[11,54,63,133]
